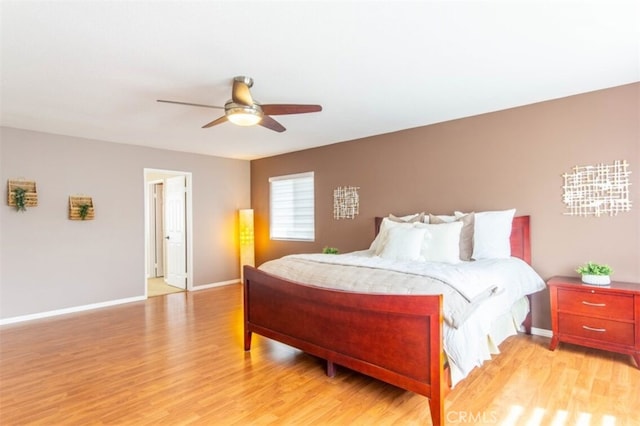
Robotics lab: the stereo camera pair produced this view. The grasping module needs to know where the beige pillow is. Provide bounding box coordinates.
[388,212,425,223]
[429,212,475,261]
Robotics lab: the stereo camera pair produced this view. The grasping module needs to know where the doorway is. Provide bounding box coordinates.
[144,169,193,297]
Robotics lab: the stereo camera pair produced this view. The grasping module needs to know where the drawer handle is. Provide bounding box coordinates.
[581,301,606,307]
[582,325,606,333]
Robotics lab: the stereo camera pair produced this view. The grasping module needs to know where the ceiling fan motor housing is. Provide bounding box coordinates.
[234,76,254,88]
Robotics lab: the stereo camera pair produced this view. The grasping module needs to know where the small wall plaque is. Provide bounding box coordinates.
[69,196,95,220]
[7,179,38,209]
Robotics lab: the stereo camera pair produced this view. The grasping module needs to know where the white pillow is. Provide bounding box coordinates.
[378,226,426,261]
[415,221,463,263]
[456,209,515,259]
[369,218,416,254]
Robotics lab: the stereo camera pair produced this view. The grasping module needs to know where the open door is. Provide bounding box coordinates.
[164,175,187,289]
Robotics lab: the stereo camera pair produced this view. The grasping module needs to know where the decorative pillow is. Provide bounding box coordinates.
[369,218,416,254]
[426,214,456,223]
[388,212,425,223]
[455,209,515,259]
[429,213,475,261]
[378,226,426,261]
[415,221,463,263]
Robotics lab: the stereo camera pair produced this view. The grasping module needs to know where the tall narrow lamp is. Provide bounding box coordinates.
[239,209,255,282]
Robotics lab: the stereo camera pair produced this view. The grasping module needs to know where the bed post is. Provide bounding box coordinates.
[326,361,336,378]
[243,267,253,351]
[429,396,444,426]
[523,294,533,335]
[428,295,445,426]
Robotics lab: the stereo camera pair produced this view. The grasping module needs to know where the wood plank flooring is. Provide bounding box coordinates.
[1,284,638,425]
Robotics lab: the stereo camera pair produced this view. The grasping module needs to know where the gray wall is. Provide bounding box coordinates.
[0,127,250,319]
[251,83,640,330]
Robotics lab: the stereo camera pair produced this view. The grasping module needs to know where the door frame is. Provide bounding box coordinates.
[143,168,193,297]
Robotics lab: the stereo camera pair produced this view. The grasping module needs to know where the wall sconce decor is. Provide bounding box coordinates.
[239,208,255,281]
[69,195,95,220]
[333,186,360,220]
[7,179,38,211]
[562,160,632,217]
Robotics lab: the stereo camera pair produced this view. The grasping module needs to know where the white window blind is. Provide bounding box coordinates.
[269,172,315,241]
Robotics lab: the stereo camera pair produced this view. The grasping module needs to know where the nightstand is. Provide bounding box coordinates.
[548,276,640,368]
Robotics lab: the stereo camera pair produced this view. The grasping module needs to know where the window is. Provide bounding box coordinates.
[269,172,314,241]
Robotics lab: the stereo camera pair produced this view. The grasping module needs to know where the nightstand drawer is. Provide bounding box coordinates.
[558,313,635,346]
[556,288,634,320]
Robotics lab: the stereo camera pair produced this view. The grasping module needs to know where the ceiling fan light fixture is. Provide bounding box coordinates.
[226,103,263,126]
[160,77,321,132]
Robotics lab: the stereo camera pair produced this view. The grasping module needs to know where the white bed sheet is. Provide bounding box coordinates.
[446,295,529,386]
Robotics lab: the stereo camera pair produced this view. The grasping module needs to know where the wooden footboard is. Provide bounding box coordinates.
[243,265,447,426]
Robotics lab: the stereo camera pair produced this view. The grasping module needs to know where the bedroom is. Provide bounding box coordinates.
[1,1,639,424]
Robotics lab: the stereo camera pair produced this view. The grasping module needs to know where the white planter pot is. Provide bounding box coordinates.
[581,274,611,286]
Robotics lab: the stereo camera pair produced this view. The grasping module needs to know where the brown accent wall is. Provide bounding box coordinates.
[251,83,640,330]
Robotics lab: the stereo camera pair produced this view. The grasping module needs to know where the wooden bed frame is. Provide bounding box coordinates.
[244,215,531,426]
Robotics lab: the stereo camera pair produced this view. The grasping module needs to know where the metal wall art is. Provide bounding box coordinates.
[562,160,632,217]
[333,186,360,220]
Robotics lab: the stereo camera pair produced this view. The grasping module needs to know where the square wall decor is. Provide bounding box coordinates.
[69,196,95,220]
[7,179,38,210]
[562,160,631,217]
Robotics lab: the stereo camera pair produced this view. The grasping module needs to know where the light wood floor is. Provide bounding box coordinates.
[1,284,638,425]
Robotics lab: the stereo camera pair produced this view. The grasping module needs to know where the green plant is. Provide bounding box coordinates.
[12,187,27,212]
[576,261,612,276]
[322,247,339,254]
[78,203,91,220]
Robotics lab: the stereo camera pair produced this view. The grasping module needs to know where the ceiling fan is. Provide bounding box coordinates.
[157,76,322,133]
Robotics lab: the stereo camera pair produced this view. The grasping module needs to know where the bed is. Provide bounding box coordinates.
[243,214,543,426]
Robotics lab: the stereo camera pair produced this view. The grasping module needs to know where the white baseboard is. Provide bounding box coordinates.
[1,280,241,325]
[531,327,553,338]
[191,279,240,291]
[0,295,146,326]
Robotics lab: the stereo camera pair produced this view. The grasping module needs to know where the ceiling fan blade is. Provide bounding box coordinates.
[232,78,254,106]
[259,115,286,132]
[261,104,323,115]
[157,99,224,109]
[202,115,228,128]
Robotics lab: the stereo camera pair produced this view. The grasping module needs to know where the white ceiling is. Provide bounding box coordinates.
[1,1,638,160]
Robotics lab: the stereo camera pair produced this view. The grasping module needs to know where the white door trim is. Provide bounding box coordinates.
[146,179,163,279]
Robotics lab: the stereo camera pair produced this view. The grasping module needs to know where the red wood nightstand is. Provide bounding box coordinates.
[547,276,640,368]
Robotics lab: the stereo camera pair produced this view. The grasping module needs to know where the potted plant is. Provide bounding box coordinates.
[576,262,612,285]
[322,247,339,254]
[12,187,27,212]
[78,203,91,220]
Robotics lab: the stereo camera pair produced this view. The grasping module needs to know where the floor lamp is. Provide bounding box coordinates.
[239,209,255,282]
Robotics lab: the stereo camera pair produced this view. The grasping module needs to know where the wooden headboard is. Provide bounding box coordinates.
[374,215,531,265]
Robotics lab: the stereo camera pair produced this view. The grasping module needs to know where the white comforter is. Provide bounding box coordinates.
[259,250,545,386]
